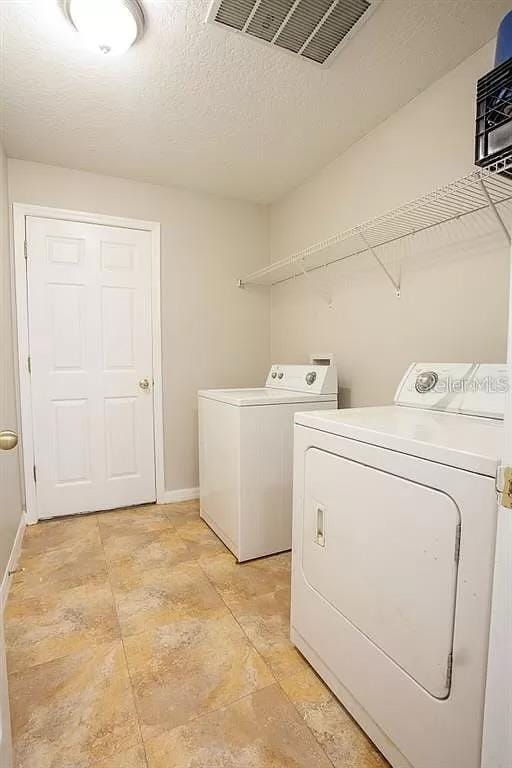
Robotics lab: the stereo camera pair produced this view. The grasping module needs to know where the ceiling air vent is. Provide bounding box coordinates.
[207,0,379,66]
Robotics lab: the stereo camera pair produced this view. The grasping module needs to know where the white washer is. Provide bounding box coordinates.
[198,363,338,561]
[291,363,507,768]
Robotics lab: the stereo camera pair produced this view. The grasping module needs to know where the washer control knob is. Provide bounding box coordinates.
[277,372,284,380]
[306,371,317,386]
[271,372,277,379]
[415,371,438,393]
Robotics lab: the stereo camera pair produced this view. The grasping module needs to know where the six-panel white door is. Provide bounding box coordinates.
[26,216,156,519]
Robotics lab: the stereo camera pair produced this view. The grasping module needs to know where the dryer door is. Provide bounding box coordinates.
[302,448,460,699]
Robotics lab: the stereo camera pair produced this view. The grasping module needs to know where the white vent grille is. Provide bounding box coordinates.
[208,0,378,65]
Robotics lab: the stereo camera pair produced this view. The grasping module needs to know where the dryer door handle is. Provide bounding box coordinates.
[315,505,326,547]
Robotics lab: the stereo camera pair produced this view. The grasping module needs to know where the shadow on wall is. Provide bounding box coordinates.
[339,387,351,408]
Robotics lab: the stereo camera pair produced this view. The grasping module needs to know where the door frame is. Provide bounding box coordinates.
[12,203,165,524]
[481,241,512,768]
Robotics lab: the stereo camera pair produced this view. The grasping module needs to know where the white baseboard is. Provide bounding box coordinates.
[158,487,200,504]
[1,513,26,615]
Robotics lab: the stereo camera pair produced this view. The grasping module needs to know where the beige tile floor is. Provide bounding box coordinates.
[5,501,389,768]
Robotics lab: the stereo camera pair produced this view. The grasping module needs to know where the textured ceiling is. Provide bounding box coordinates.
[0,0,509,203]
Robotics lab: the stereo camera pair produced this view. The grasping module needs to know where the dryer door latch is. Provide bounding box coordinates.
[315,505,326,547]
[496,465,512,509]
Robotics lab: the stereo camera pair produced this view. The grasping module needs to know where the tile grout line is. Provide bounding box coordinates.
[147,682,278,747]
[174,505,337,768]
[276,675,337,768]
[97,504,333,767]
[5,516,122,677]
[98,504,277,755]
[172,510,284,668]
[136,508,280,745]
[8,506,338,768]
[95,514,150,768]
[94,504,253,760]
[171,514,280,690]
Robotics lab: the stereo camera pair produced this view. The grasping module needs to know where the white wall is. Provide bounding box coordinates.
[270,41,509,405]
[0,141,23,583]
[8,160,270,493]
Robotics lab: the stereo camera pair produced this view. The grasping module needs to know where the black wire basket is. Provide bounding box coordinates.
[476,57,512,170]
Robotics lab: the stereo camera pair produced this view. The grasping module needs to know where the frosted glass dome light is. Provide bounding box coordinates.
[65,0,145,55]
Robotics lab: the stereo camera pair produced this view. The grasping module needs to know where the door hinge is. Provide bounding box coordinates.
[446,652,453,689]
[496,465,512,509]
[454,523,461,563]
[33,464,37,483]
[24,240,28,260]
[27,356,31,374]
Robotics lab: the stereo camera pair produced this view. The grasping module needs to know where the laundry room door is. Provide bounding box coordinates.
[26,216,156,519]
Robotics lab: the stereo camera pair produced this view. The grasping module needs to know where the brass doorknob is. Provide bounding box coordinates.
[0,430,18,451]
[139,378,150,390]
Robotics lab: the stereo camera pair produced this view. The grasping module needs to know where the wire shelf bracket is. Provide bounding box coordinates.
[298,257,335,307]
[479,178,512,246]
[359,230,401,297]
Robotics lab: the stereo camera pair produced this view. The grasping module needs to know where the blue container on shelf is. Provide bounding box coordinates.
[495,10,512,66]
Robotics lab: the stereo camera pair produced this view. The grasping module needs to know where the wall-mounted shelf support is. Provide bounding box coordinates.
[299,258,334,307]
[359,231,401,297]
[479,178,511,246]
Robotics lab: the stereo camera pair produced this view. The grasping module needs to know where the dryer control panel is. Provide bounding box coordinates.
[395,363,508,419]
[266,364,338,395]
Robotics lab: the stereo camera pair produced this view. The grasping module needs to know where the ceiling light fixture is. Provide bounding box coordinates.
[64,0,145,55]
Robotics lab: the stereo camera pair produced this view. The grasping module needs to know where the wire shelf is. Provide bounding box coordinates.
[239,156,512,294]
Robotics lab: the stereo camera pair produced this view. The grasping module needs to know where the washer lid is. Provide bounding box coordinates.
[294,406,503,476]
[198,387,338,406]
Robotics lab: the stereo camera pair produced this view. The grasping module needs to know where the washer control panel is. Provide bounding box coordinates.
[265,364,338,395]
[395,362,507,419]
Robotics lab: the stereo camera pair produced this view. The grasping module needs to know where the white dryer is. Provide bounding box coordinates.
[198,363,338,561]
[291,363,507,768]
